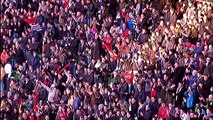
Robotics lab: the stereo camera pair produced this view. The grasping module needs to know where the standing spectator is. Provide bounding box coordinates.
[184,87,195,110]
[0,0,212,119]
[158,102,169,120]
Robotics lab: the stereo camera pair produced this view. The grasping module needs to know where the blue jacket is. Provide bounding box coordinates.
[36,15,44,25]
[128,19,134,30]
[184,91,195,108]
[194,46,203,55]
[73,97,81,111]
[190,60,198,70]
[189,75,198,90]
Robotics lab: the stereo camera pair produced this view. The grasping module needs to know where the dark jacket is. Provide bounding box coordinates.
[108,60,117,73]
[134,89,146,103]
[44,44,51,58]
[69,38,79,56]
[142,109,153,120]
[119,82,128,96]
[36,14,44,25]
[15,48,25,64]
[194,46,204,55]
[29,42,39,52]
[175,86,184,107]
[31,56,40,69]
[78,43,87,55]
[131,102,139,115]
[23,80,34,95]
[138,33,148,44]
[38,87,48,101]
[11,111,19,120]
[87,3,95,18]
[31,1,39,11]
[198,78,211,99]
[85,72,94,85]
[173,67,185,85]
[92,42,100,61]
[151,101,158,115]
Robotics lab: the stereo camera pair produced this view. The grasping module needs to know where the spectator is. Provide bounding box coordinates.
[158,102,169,119]
[0,0,212,119]
[184,87,195,110]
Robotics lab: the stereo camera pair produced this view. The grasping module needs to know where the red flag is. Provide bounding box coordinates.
[57,63,71,74]
[102,44,120,59]
[23,17,36,24]
[185,42,196,48]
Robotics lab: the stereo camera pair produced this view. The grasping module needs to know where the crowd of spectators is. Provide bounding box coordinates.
[0,0,213,120]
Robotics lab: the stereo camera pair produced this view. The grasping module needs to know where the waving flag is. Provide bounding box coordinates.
[102,44,120,59]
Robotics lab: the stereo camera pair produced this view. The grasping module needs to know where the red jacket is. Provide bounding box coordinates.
[44,79,51,87]
[33,104,38,112]
[29,115,35,120]
[158,106,169,118]
[36,115,41,120]
[121,11,130,21]
[123,29,129,38]
[57,112,67,120]
[150,90,156,97]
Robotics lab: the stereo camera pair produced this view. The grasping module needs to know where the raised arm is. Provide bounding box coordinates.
[64,69,70,78]
[39,81,51,93]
